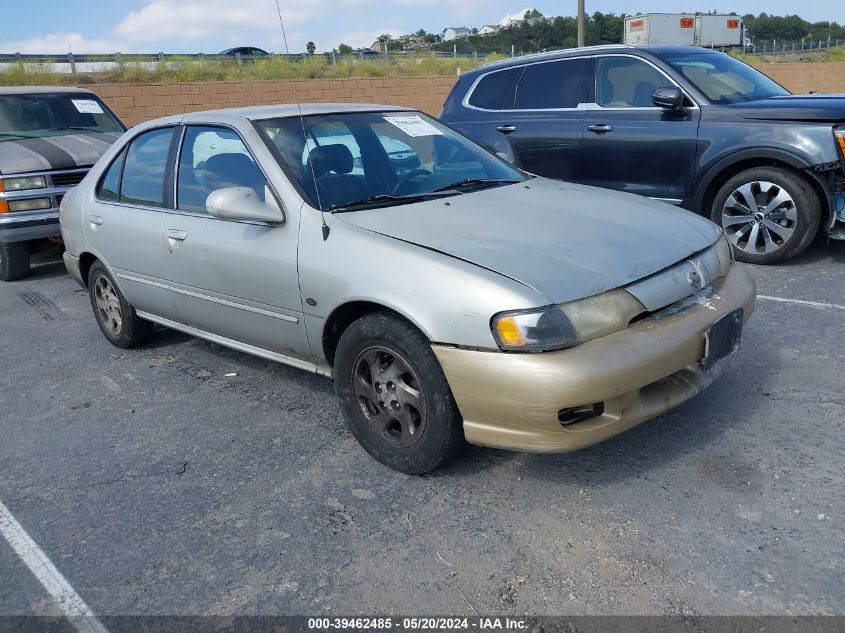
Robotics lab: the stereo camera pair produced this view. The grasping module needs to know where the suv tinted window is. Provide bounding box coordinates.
[596,57,674,108]
[120,127,174,207]
[96,149,125,201]
[468,67,521,110]
[177,126,267,213]
[514,59,586,109]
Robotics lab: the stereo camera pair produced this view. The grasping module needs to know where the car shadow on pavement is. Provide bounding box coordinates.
[438,325,782,484]
[787,234,845,266]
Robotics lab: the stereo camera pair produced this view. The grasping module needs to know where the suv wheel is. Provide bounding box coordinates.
[334,311,464,474]
[87,260,153,348]
[711,166,821,265]
[0,241,31,281]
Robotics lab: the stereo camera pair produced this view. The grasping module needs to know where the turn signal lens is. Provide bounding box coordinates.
[836,129,845,158]
[0,200,8,214]
[491,306,578,352]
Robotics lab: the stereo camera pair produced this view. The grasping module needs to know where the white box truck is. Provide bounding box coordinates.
[624,13,745,49]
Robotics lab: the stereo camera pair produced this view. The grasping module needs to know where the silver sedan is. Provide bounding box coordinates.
[60,104,755,473]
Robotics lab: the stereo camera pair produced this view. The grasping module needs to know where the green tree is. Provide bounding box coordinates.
[306,41,316,54]
[337,43,353,55]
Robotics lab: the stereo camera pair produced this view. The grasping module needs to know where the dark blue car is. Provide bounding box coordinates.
[441,45,845,264]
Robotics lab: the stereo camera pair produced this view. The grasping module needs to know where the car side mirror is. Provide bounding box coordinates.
[652,87,685,112]
[206,186,285,224]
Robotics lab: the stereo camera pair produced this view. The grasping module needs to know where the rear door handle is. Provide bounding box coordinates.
[165,229,187,241]
[496,125,517,133]
[587,124,614,134]
[88,215,103,226]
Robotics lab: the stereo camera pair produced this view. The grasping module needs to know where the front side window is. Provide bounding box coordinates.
[514,59,586,109]
[120,127,174,208]
[177,126,267,213]
[657,51,789,104]
[0,93,123,140]
[258,111,524,212]
[596,57,675,108]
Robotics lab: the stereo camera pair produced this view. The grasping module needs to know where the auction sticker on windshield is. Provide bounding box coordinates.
[71,99,104,114]
[384,115,443,137]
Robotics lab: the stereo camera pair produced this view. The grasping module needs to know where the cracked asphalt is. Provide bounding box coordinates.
[0,239,843,619]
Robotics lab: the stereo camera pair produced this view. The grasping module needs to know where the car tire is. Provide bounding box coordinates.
[0,241,31,281]
[711,166,821,265]
[334,311,465,474]
[87,260,153,349]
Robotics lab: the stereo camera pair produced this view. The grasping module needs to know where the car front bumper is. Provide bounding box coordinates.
[0,211,60,243]
[432,265,756,453]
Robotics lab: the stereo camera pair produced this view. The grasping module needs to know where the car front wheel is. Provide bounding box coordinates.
[87,260,153,348]
[334,311,464,474]
[711,166,821,265]
[0,241,31,281]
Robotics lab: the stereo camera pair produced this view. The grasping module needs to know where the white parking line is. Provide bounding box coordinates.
[757,295,845,311]
[0,499,109,633]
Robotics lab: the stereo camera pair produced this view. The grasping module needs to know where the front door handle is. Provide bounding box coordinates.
[587,123,614,134]
[88,215,103,226]
[496,125,517,133]
[165,229,187,241]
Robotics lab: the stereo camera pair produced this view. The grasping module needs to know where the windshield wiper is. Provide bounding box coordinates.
[45,126,101,132]
[327,192,456,213]
[432,178,521,193]
[0,132,36,140]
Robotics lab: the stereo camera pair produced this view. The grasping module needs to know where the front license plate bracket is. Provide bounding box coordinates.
[702,308,744,372]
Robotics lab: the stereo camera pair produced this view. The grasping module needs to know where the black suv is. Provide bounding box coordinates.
[441,45,845,264]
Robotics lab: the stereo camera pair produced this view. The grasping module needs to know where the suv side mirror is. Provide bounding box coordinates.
[652,87,685,112]
[206,186,285,224]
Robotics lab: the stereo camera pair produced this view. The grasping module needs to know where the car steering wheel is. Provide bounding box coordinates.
[391,169,432,195]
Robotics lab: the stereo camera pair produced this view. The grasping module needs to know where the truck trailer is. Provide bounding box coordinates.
[624,13,745,49]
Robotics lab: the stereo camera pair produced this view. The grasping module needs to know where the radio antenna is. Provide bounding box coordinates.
[274,0,329,240]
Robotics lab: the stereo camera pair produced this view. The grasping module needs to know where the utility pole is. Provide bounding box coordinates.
[577,0,585,47]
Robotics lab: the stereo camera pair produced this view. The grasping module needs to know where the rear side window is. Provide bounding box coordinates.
[120,127,174,207]
[96,149,125,201]
[514,58,586,109]
[467,67,522,110]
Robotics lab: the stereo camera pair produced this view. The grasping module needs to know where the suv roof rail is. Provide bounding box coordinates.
[471,44,634,73]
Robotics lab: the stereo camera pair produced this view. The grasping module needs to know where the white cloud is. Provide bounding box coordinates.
[0,32,120,54]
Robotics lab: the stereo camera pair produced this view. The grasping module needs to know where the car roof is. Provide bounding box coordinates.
[182,102,415,121]
[0,86,98,96]
[463,44,719,76]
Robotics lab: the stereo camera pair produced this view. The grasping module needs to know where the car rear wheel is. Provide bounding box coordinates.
[334,311,464,474]
[0,241,31,281]
[711,166,821,265]
[87,260,153,348]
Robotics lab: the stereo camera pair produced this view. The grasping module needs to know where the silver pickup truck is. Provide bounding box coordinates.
[0,86,125,280]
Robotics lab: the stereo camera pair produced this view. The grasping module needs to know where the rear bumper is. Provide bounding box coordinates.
[433,265,756,453]
[0,212,60,242]
[63,251,85,287]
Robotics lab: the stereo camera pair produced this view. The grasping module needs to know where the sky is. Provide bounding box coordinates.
[3,0,844,55]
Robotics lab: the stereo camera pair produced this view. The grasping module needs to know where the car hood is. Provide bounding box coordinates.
[0,131,119,175]
[336,178,721,303]
[727,94,845,123]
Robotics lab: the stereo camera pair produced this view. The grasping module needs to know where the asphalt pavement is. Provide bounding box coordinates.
[0,239,843,619]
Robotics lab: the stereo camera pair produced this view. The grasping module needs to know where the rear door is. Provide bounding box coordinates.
[580,54,701,203]
[160,124,310,363]
[489,57,588,181]
[84,126,178,320]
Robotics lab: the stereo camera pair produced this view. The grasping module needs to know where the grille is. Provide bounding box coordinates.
[50,171,88,188]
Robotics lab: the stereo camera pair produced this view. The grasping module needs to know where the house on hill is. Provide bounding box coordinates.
[443,26,472,41]
[477,25,501,36]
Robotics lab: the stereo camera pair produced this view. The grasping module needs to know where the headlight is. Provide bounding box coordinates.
[1,175,47,192]
[559,288,645,343]
[492,306,578,352]
[714,232,733,276]
[8,198,52,212]
[835,128,845,159]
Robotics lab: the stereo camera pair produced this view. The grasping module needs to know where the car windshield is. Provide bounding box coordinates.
[0,93,123,140]
[658,52,790,104]
[257,111,525,211]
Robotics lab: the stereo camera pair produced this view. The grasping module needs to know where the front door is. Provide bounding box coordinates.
[161,125,310,363]
[580,55,701,203]
[490,57,588,181]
